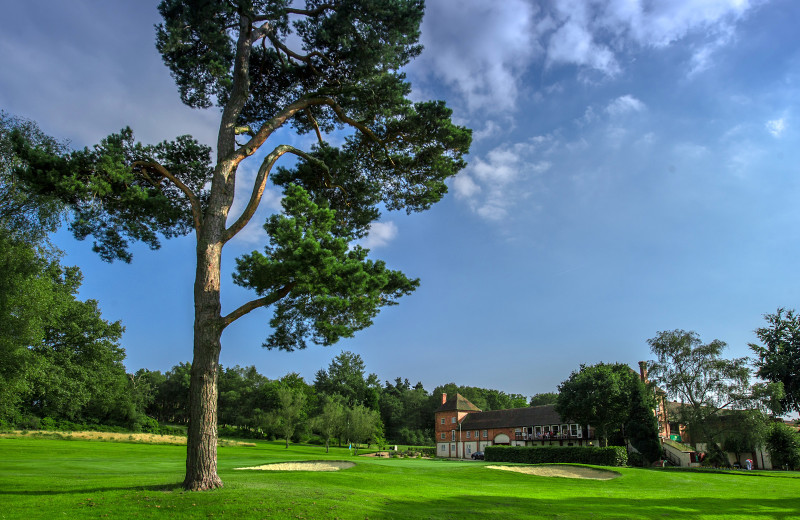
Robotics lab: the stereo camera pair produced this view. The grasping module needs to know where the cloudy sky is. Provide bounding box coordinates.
[2,0,798,401]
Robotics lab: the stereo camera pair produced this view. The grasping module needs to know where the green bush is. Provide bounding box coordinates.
[484,445,628,466]
[766,422,800,470]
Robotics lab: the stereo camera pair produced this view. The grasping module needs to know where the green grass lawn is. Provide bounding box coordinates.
[1,436,799,519]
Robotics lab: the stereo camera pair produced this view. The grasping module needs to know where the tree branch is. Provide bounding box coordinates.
[222,282,295,328]
[223,144,329,242]
[250,3,336,20]
[305,108,325,146]
[284,4,336,16]
[230,96,384,167]
[132,161,203,232]
[266,33,334,71]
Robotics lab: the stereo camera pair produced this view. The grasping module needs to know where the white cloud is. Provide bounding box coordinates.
[766,118,786,137]
[411,0,540,113]
[545,1,620,76]
[361,222,399,249]
[606,95,646,116]
[453,174,481,200]
[458,138,554,222]
[472,120,504,142]
[411,0,759,119]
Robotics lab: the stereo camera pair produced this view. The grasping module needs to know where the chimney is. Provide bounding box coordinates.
[442,393,447,405]
[638,361,648,382]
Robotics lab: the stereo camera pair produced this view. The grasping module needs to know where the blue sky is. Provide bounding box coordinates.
[1,0,799,401]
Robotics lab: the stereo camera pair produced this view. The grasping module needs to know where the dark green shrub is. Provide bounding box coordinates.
[484,445,628,466]
[766,422,800,470]
[420,447,436,458]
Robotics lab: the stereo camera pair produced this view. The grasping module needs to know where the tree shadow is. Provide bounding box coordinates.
[376,494,800,519]
[0,482,185,496]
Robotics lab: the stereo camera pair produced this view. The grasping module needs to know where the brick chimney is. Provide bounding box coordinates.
[442,393,447,405]
[638,361,648,382]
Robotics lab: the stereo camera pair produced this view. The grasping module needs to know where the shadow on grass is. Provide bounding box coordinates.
[376,495,800,519]
[657,467,800,479]
[0,482,185,496]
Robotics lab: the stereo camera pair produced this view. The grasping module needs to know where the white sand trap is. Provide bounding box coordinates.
[486,464,620,480]
[234,461,355,471]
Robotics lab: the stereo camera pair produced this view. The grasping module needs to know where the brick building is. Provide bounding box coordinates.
[434,362,674,459]
[434,393,597,459]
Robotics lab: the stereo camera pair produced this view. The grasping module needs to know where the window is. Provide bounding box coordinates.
[570,424,579,437]
[451,417,457,424]
[466,431,471,439]
[441,418,445,425]
[482,430,488,438]
[440,432,445,440]
[475,431,479,438]
[440,444,446,452]
[451,444,456,453]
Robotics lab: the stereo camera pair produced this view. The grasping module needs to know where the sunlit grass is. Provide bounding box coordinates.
[1,436,799,519]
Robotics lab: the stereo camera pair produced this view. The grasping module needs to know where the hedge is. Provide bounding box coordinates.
[484,445,628,466]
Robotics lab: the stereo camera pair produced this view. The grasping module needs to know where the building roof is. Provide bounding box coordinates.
[460,404,567,429]
[436,393,482,413]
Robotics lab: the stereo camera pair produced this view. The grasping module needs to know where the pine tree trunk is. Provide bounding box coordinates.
[183,239,224,491]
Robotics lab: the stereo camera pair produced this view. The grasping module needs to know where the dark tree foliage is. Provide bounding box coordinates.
[12,0,470,490]
[765,421,800,470]
[0,112,66,242]
[529,392,559,407]
[750,309,800,414]
[380,377,432,445]
[314,350,380,409]
[556,363,640,447]
[624,378,661,465]
[721,410,769,465]
[0,230,135,427]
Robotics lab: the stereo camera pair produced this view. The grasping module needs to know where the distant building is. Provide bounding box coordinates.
[434,362,673,460]
[434,393,596,459]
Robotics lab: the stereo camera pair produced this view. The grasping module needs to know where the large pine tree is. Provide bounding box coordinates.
[14,0,470,490]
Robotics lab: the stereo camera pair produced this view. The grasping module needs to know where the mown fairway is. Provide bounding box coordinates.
[1,436,799,519]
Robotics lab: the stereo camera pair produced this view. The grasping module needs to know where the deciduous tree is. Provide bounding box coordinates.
[345,403,381,454]
[750,308,800,414]
[13,0,470,490]
[646,330,752,446]
[529,392,558,407]
[312,394,346,452]
[555,363,639,447]
[271,385,307,448]
[765,421,800,470]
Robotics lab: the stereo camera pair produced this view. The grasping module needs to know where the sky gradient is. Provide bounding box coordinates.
[1,0,798,402]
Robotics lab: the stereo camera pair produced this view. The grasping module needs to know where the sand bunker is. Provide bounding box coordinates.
[234,461,355,471]
[486,464,620,480]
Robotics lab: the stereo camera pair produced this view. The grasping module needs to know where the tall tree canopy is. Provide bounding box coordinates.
[555,362,642,447]
[646,329,756,445]
[0,230,133,427]
[0,112,65,241]
[13,0,470,490]
[750,308,800,414]
[314,350,380,408]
